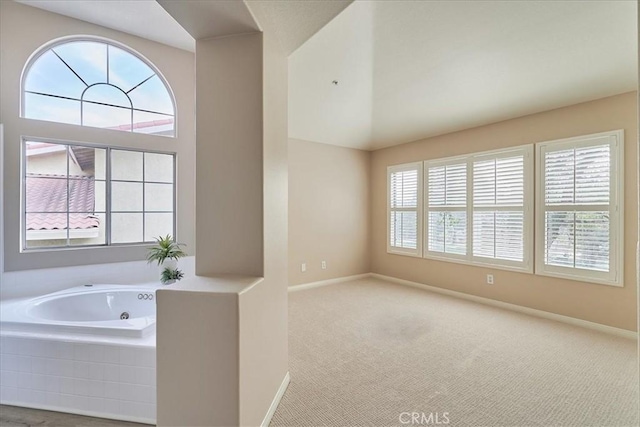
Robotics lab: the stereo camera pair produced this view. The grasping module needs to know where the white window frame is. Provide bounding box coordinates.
[21,137,177,252]
[423,145,534,273]
[535,130,624,287]
[387,162,423,257]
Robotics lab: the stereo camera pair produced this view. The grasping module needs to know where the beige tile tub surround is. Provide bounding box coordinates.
[371,91,638,331]
[288,139,371,286]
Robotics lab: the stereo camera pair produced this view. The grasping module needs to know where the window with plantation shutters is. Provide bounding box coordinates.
[536,130,623,286]
[472,147,533,269]
[388,163,422,256]
[424,146,533,271]
[425,160,467,257]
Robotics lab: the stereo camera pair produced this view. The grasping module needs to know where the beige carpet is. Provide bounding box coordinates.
[271,278,639,427]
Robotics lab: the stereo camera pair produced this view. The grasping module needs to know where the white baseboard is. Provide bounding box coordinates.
[261,371,290,427]
[288,273,371,292]
[371,273,638,340]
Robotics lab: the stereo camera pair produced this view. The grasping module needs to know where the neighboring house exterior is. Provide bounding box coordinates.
[25,120,172,248]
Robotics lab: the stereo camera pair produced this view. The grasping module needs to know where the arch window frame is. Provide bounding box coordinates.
[20,35,177,137]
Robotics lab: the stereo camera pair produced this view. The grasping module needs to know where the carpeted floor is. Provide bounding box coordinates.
[271,278,639,427]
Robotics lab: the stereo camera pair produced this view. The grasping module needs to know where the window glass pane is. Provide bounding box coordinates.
[53,42,107,86]
[111,150,143,181]
[69,213,105,246]
[473,211,494,258]
[67,178,97,213]
[83,84,131,108]
[545,211,574,267]
[145,213,174,242]
[111,182,143,212]
[94,181,106,212]
[24,50,86,99]
[496,156,524,206]
[24,93,81,126]
[390,170,418,209]
[26,177,67,213]
[94,149,107,180]
[108,45,155,93]
[82,102,131,130]
[575,145,610,205]
[575,211,609,272]
[112,213,143,243]
[495,211,523,261]
[445,211,466,255]
[390,211,417,249]
[428,212,445,252]
[145,183,173,212]
[129,75,174,115]
[144,153,174,183]
[25,213,68,248]
[473,160,495,206]
[428,166,445,206]
[474,211,524,262]
[545,149,574,205]
[25,142,68,176]
[428,163,466,207]
[69,145,105,178]
[132,110,175,137]
[445,164,466,206]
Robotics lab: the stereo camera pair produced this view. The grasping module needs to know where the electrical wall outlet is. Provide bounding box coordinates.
[486,274,494,285]
[301,263,307,272]
[321,261,327,270]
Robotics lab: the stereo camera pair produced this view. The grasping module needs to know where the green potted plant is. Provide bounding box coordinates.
[147,235,187,284]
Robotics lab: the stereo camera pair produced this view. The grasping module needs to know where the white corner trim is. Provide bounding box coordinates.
[288,273,371,292]
[371,273,638,340]
[261,371,290,427]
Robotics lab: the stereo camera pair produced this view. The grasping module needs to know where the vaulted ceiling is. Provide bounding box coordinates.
[18,1,638,152]
[289,1,638,151]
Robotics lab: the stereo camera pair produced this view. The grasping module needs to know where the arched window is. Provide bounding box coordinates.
[22,37,176,137]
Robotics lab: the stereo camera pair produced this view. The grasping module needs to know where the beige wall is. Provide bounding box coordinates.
[289,139,371,286]
[371,91,638,331]
[194,33,263,277]
[0,1,196,271]
[158,5,290,425]
[238,10,289,426]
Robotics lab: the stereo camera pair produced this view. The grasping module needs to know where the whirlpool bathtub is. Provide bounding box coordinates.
[0,284,158,338]
[0,284,159,423]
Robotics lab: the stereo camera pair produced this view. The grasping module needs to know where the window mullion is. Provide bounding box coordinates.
[106,147,112,246]
[466,159,473,261]
[66,145,70,247]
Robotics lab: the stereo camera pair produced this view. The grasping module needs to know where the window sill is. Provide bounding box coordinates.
[20,242,156,254]
[534,268,623,288]
[423,253,533,274]
[387,248,422,258]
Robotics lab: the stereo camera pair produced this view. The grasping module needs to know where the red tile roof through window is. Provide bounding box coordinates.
[26,174,99,231]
